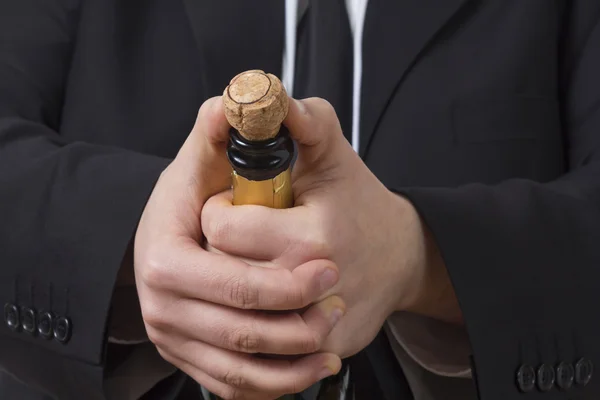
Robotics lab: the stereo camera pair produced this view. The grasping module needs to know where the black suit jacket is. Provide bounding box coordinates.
[1,0,600,399]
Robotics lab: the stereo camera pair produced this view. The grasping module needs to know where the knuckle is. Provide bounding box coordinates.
[300,330,322,354]
[283,284,306,308]
[139,251,169,289]
[205,214,231,248]
[221,368,247,389]
[302,231,331,258]
[141,301,167,329]
[229,327,261,353]
[223,275,259,309]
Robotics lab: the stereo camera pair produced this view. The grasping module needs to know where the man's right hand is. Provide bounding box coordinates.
[133,97,344,400]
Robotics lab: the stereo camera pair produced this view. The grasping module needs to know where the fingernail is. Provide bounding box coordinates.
[319,355,342,380]
[315,297,345,327]
[330,308,344,327]
[319,268,338,292]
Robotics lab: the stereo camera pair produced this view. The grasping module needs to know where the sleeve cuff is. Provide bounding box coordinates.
[108,286,149,345]
[386,312,472,379]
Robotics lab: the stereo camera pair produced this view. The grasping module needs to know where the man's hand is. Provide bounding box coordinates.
[134,98,345,400]
[202,98,462,361]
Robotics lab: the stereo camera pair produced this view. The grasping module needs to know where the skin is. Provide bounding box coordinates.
[134,96,462,400]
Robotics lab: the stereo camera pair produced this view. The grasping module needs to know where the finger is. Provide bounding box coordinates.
[157,349,273,400]
[284,97,348,167]
[174,96,233,200]
[159,295,346,355]
[194,96,232,146]
[183,96,231,152]
[162,333,341,394]
[141,241,340,310]
[202,191,324,262]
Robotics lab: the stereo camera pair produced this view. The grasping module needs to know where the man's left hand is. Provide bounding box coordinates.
[203,97,461,360]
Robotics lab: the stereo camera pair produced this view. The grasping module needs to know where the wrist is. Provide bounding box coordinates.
[390,193,463,325]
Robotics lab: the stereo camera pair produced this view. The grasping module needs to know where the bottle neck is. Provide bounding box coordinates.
[227,126,295,181]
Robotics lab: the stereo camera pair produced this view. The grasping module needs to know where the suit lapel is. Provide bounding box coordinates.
[360,0,470,157]
[182,0,285,98]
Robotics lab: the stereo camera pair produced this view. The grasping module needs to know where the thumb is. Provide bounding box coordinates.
[173,96,233,201]
[284,97,350,178]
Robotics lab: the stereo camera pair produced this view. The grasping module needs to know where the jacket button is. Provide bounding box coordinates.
[516,364,536,392]
[575,358,593,386]
[37,312,54,340]
[53,316,72,344]
[537,363,555,391]
[20,307,37,335]
[556,362,574,390]
[4,303,20,332]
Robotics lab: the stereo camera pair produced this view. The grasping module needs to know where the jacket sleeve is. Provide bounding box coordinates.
[0,0,170,398]
[393,5,600,400]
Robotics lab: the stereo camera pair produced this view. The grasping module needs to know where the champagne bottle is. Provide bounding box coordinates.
[209,70,351,400]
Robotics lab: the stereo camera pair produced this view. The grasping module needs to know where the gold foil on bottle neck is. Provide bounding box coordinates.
[231,168,293,209]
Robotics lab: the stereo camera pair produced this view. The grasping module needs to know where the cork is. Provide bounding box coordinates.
[223,70,289,141]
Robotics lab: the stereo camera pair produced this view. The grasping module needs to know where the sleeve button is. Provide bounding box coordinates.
[20,307,37,335]
[556,362,574,390]
[4,303,21,332]
[516,364,536,392]
[575,358,593,386]
[53,316,72,344]
[536,363,555,391]
[37,311,54,340]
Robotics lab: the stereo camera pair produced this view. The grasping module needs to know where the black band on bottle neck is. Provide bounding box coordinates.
[227,126,295,181]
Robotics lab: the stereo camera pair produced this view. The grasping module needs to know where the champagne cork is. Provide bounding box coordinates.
[223,70,289,141]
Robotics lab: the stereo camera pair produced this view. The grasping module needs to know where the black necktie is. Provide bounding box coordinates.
[294,0,354,143]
